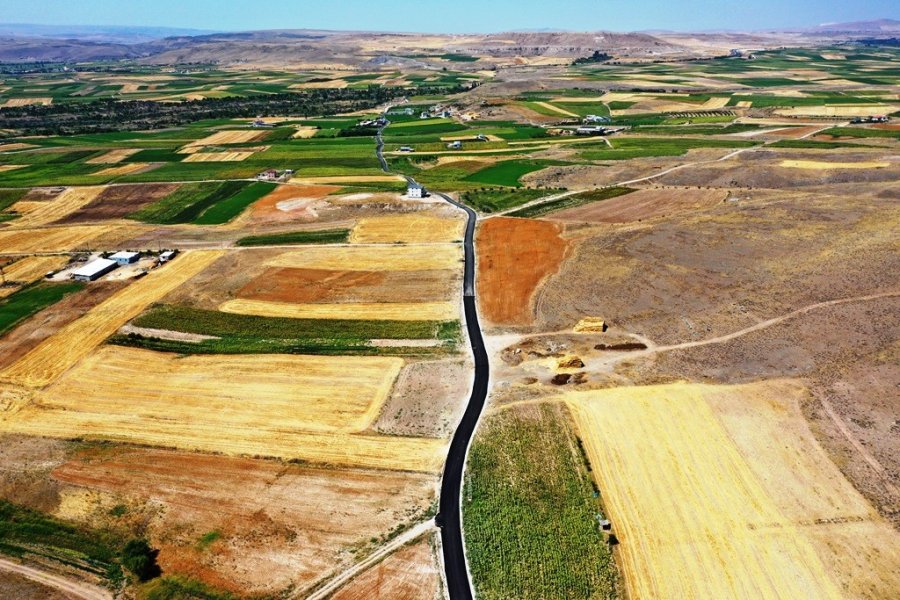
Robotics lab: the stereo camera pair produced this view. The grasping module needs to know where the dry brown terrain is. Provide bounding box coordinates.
[330,538,442,600]
[375,359,470,437]
[51,447,436,596]
[477,217,567,327]
[551,187,727,223]
[59,183,179,223]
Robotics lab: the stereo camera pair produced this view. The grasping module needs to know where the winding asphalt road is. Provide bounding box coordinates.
[377,121,488,599]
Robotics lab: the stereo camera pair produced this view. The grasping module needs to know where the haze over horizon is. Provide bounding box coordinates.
[0,0,897,35]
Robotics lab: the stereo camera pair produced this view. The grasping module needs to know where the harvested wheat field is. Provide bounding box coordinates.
[350,214,464,244]
[60,183,180,223]
[0,226,110,254]
[2,97,51,107]
[85,149,139,164]
[292,126,319,138]
[780,159,891,170]
[10,186,105,228]
[220,298,457,321]
[94,162,153,177]
[476,217,567,326]
[0,142,37,152]
[187,130,267,146]
[776,105,898,117]
[565,380,900,600]
[0,250,222,388]
[267,244,462,271]
[0,255,69,298]
[52,448,436,595]
[182,151,255,162]
[551,188,726,223]
[331,538,441,600]
[35,346,400,433]
[0,165,25,172]
[237,267,455,304]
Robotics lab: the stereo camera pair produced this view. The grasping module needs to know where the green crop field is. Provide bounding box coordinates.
[235,229,350,246]
[464,160,565,187]
[130,181,255,224]
[821,127,900,139]
[464,404,618,600]
[192,182,275,225]
[459,188,552,213]
[509,187,635,218]
[0,281,85,336]
[581,137,756,161]
[114,304,460,356]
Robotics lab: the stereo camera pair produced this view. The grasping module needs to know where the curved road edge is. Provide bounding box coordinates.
[376,119,487,600]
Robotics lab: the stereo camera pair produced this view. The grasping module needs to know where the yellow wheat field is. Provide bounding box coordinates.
[0,226,110,254]
[350,215,465,244]
[86,149,139,164]
[266,244,462,271]
[0,255,69,298]
[94,162,151,177]
[564,381,900,600]
[1,347,445,472]
[776,105,897,117]
[0,250,222,388]
[2,97,52,108]
[220,298,458,321]
[182,151,255,162]
[35,346,400,434]
[292,126,319,138]
[780,159,891,170]
[10,186,105,227]
[187,130,266,146]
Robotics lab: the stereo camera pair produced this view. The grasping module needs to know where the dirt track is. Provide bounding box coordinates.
[0,558,111,600]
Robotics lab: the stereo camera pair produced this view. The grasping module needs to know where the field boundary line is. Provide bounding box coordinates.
[302,518,435,600]
[0,557,112,600]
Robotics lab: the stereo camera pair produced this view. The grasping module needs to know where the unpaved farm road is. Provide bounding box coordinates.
[0,557,112,600]
[377,117,487,600]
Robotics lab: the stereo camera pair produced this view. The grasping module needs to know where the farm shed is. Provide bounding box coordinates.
[110,251,140,265]
[407,182,425,198]
[72,258,117,282]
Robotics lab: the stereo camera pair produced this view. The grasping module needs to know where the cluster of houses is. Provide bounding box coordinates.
[256,169,294,181]
[851,115,890,124]
[421,104,453,119]
[357,117,388,128]
[70,250,178,282]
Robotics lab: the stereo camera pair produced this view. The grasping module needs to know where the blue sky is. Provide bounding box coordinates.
[0,0,896,33]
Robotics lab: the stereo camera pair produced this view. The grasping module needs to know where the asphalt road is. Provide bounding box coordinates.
[377,120,488,599]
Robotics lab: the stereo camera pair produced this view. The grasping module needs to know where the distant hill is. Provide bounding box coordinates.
[0,23,217,43]
[809,19,900,33]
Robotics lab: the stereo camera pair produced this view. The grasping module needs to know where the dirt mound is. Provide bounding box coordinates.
[477,217,567,327]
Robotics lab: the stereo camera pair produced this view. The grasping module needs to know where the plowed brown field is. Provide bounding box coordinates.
[565,381,900,600]
[52,449,436,595]
[331,539,441,600]
[551,188,726,224]
[60,183,180,223]
[476,217,567,326]
[237,267,454,304]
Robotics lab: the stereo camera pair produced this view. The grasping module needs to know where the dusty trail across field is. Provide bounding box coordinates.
[0,557,112,600]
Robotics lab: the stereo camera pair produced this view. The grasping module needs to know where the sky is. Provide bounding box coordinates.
[0,0,896,34]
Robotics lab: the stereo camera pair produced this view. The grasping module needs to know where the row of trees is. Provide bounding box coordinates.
[0,83,473,135]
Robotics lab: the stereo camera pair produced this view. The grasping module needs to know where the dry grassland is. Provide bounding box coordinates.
[94,162,152,177]
[220,298,458,321]
[266,245,462,271]
[0,143,37,152]
[0,226,110,254]
[182,151,255,162]
[0,165,25,173]
[331,539,440,600]
[532,102,579,117]
[775,105,897,117]
[0,255,69,298]
[10,186,105,227]
[85,149,139,164]
[187,130,266,146]
[1,97,51,107]
[565,381,900,600]
[0,250,222,388]
[350,215,464,244]
[780,159,891,170]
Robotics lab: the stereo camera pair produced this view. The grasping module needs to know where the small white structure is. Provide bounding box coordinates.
[159,250,177,263]
[447,141,463,150]
[407,182,424,198]
[110,251,140,265]
[576,126,607,136]
[399,146,415,153]
[72,258,117,282]
[584,114,610,124]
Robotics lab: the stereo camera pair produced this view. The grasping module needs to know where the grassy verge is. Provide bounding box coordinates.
[0,281,84,336]
[463,404,618,600]
[459,188,557,213]
[509,187,635,218]
[130,181,251,224]
[235,228,349,246]
[0,500,122,583]
[192,181,275,225]
[111,304,459,356]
